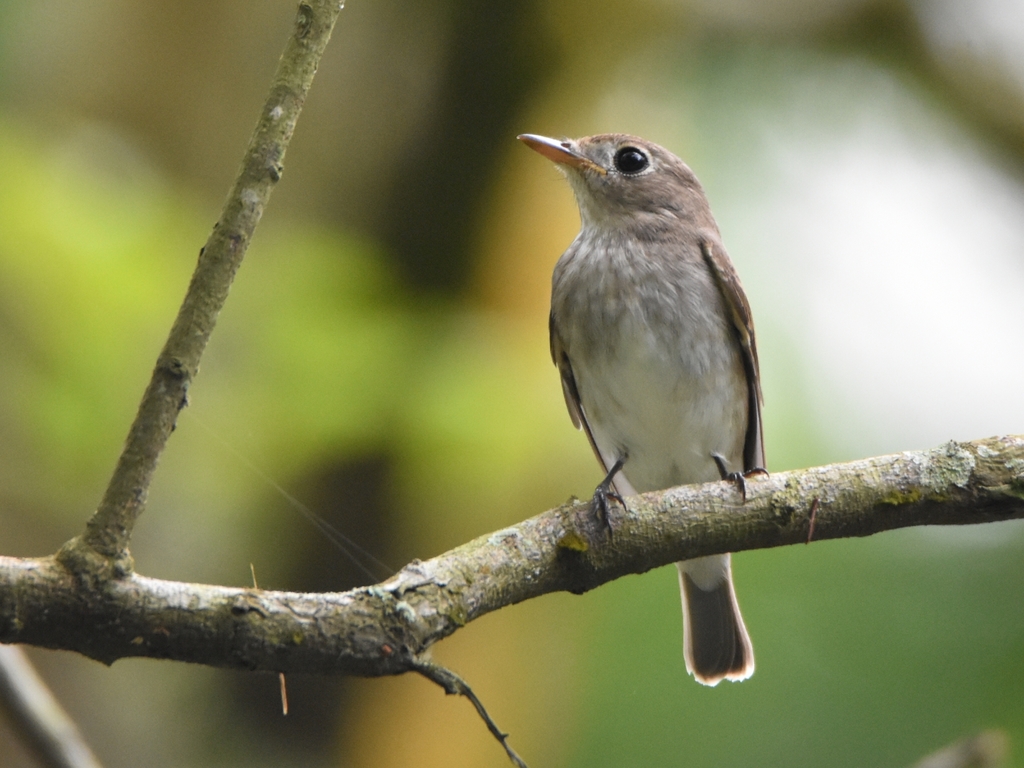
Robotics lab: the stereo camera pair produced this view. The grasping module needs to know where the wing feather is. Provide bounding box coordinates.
[700,240,766,471]
[549,312,612,473]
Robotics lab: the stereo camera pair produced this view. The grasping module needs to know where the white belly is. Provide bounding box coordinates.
[571,312,747,494]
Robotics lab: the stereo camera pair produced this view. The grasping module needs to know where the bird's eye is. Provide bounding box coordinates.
[614,147,648,174]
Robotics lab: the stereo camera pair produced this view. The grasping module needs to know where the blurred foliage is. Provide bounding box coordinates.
[1,1,1024,767]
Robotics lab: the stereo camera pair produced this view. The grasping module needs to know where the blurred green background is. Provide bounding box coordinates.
[1,0,1024,766]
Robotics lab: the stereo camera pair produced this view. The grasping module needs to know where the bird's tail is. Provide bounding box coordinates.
[677,554,754,686]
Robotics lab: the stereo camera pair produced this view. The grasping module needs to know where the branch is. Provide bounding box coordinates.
[0,645,103,768]
[22,3,529,760]
[58,1,344,579]
[2,436,1021,674]
[411,659,528,768]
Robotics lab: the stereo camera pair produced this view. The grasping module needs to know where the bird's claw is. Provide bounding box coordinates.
[590,482,625,530]
[590,457,627,532]
[711,453,768,502]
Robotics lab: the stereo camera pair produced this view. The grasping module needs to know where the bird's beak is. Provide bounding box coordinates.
[517,134,607,175]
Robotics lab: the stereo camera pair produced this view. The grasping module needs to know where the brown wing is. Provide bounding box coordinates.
[549,312,612,474]
[700,240,766,471]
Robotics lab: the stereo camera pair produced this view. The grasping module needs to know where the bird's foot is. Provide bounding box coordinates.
[590,457,627,533]
[711,453,768,502]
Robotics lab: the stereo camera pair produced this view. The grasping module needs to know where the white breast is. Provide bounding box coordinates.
[553,232,748,494]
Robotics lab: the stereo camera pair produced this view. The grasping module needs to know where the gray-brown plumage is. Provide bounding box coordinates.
[519,132,764,685]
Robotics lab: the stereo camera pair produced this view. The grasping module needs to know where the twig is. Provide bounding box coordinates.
[57,0,345,576]
[250,565,288,715]
[279,673,289,716]
[806,497,819,543]
[411,657,528,768]
[0,645,103,768]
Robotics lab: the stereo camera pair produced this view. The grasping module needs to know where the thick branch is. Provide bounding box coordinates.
[64,1,343,575]
[3,436,1022,674]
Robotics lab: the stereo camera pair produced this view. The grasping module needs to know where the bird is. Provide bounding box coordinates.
[518,132,764,686]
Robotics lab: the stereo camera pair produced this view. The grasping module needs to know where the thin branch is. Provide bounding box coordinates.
[0,645,103,768]
[411,658,528,768]
[1,436,1021,675]
[57,1,344,578]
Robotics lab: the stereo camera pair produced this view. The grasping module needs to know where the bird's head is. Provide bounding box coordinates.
[517,133,711,235]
